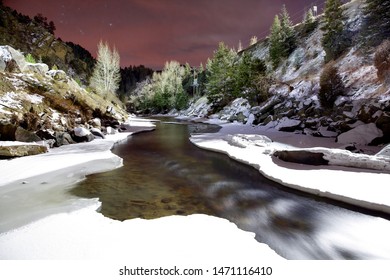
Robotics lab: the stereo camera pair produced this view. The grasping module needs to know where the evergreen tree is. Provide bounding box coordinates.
[321,0,348,62]
[303,7,317,34]
[280,5,296,56]
[205,42,237,110]
[269,6,296,68]
[269,15,283,68]
[363,0,390,46]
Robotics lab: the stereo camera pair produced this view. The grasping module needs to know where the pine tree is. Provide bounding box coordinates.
[280,5,296,56]
[303,7,317,34]
[269,15,283,68]
[321,0,348,62]
[205,42,237,110]
[269,6,296,68]
[363,0,390,46]
[90,41,121,96]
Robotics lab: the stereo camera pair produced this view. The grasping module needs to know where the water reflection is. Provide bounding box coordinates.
[71,121,390,259]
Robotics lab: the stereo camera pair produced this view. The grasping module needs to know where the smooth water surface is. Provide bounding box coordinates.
[71,120,390,259]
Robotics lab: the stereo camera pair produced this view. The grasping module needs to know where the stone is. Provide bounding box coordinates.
[36,129,56,141]
[0,122,18,141]
[274,117,302,132]
[46,70,67,81]
[54,132,75,147]
[274,150,329,166]
[336,123,384,145]
[71,127,94,143]
[24,63,49,75]
[90,128,105,139]
[89,118,102,129]
[0,45,27,72]
[0,143,48,158]
[15,127,42,142]
[106,126,117,135]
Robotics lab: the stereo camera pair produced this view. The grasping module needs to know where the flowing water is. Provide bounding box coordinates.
[71,120,390,260]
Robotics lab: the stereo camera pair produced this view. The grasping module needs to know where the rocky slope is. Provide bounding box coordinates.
[182,0,390,146]
[0,2,94,84]
[0,45,129,156]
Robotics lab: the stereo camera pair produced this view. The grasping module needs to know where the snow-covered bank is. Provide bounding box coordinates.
[0,117,282,260]
[190,123,390,214]
[0,200,281,260]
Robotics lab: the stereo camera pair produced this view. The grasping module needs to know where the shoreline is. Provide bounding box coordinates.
[188,121,390,215]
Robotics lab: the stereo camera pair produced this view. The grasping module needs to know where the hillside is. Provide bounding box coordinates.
[0,2,95,84]
[182,0,390,146]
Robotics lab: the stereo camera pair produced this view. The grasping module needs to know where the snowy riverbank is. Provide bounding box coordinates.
[190,122,390,214]
[0,117,282,260]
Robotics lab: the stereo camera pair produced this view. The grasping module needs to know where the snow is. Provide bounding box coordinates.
[0,46,12,62]
[0,201,281,260]
[0,117,281,260]
[189,123,390,214]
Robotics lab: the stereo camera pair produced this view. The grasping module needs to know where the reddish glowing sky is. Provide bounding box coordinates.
[4,0,325,69]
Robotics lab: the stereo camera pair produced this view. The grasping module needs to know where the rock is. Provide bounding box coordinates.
[106,126,117,135]
[46,70,67,81]
[0,122,18,141]
[375,113,390,143]
[274,150,329,166]
[0,142,48,158]
[24,63,49,75]
[336,123,383,145]
[89,118,102,129]
[54,132,75,147]
[71,127,94,143]
[274,117,302,132]
[15,127,42,142]
[0,45,27,72]
[90,128,105,139]
[36,129,56,141]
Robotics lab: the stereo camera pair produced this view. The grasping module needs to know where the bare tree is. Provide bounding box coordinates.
[90,41,120,96]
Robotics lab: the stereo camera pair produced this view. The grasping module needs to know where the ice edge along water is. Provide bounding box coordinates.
[0,118,282,260]
[190,123,390,215]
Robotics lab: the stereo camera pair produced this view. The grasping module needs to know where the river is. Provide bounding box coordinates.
[71,120,390,260]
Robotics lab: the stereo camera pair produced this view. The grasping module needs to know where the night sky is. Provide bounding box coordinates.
[4,0,326,69]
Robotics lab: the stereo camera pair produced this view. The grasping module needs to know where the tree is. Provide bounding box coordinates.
[151,61,188,111]
[90,41,121,97]
[269,5,296,68]
[269,15,283,68]
[321,0,348,62]
[303,7,317,34]
[205,42,237,110]
[363,0,390,46]
[318,62,345,108]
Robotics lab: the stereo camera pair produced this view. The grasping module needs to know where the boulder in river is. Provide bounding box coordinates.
[336,123,383,145]
[71,127,94,143]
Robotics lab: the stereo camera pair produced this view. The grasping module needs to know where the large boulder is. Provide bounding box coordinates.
[0,142,48,158]
[15,127,42,142]
[336,123,383,145]
[71,127,94,142]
